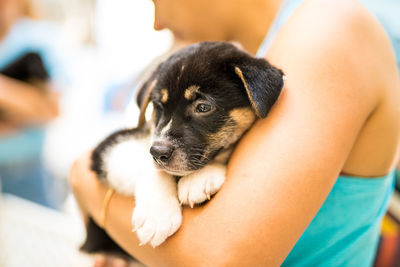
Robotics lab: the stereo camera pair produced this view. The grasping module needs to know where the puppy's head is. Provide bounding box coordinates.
[137,42,284,176]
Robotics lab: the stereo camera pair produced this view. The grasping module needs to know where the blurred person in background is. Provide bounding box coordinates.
[0,0,65,208]
[70,0,400,266]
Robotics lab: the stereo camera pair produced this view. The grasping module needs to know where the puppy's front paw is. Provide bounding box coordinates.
[178,164,225,207]
[132,199,182,247]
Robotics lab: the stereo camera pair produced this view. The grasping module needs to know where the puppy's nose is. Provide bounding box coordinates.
[150,144,174,164]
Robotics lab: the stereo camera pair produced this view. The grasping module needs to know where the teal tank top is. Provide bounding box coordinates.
[283,173,394,266]
[257,1,395,266]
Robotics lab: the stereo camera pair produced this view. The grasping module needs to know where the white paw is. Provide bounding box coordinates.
[132,199,182,247]
[178,164,226,207]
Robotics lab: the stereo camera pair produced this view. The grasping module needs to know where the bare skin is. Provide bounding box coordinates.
[70,0,400,266]
[0,75,59,135]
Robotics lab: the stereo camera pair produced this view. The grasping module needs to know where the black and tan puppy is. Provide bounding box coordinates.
[82,42,284,254]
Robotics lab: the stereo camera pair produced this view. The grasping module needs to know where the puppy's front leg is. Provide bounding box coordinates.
[178,163,226,207]
[132,169,182,247]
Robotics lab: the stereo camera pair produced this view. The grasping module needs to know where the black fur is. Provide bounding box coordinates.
[81,42,284,259]
[234,58,284,118]
[80,217,131,259]
[0,52,49,84]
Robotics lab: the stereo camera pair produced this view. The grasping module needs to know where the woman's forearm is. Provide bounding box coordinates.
[76,147,301,267]
[70,152,238,266]
[0,75,58,126]
[86,185,224,267]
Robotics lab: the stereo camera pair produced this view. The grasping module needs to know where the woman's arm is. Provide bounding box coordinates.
[70,2,398,266]
[0,74,59,133]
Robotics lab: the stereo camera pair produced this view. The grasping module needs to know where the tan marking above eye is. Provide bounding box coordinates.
[161,88,168,103]
[184,85,200,100]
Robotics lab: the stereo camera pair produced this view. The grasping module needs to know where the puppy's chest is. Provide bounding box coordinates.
[103,136,153,195]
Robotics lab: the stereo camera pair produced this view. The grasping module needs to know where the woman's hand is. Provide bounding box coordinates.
[69,151,108,225]
[70,153,131,267]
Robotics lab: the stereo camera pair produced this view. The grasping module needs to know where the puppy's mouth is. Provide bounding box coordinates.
[152,160,194,176]
[152,146,223,176]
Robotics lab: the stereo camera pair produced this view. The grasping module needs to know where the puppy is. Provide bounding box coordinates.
[81,41,284,256]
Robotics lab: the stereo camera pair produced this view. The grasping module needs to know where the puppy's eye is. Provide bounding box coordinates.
[195,103,213,113]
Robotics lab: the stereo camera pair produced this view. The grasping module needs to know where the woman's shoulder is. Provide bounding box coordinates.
[266,0,400,177]
[271,0,399,101]
[269,0,394,67]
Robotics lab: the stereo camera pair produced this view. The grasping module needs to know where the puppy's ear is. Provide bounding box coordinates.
[136,79,157,128]
[234,59,284,118]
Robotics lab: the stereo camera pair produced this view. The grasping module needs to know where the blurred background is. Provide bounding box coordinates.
[0,0,173,266]
[0,0,399,266]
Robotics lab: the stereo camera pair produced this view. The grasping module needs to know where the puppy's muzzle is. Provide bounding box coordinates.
[150,141,175,165]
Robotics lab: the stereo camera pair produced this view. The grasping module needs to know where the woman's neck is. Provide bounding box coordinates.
[230,0,284,55]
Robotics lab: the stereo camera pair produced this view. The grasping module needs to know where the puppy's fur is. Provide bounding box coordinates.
[81,42,284,257]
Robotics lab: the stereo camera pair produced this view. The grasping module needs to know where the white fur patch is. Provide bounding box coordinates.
[103,137,151,195]
[103,136,182,247]
[132,170,182,247]
[178,163,226,207]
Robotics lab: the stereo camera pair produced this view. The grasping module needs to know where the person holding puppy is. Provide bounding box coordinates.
[70,0,400,266]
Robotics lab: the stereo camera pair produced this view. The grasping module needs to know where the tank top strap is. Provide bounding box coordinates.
[256,0,304,58]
